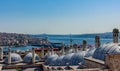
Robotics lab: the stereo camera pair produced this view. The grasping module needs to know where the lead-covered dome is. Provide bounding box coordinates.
[93,42,120,61]
[49,56,58,66]
[70,51,86,65]
[85,47,96,57]
[45,54,58,65]
[62,53,74,66]
[23,52,40,63]
[54,55,65,66]
[44,53,51,60]
[4,53,23,64]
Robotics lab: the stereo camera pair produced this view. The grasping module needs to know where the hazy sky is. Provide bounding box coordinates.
[0,0,120,34]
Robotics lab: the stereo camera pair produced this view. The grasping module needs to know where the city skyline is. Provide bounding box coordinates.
[0,0,120,34]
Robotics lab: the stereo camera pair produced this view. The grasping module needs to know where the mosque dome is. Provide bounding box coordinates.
[61,53,74,66]
[85,47,96,57]
[45,54,58,65]
[93,42,120,61]
[23,52,40,63]
[4,53,23,64]
[44,53,51,60]
[49,56,58,66]
[54,55,65,66]
[70,51,86,65]
[68,49,74,53]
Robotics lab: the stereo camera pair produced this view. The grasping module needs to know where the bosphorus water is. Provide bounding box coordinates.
[3,35,113,52]
[48,35,113,45]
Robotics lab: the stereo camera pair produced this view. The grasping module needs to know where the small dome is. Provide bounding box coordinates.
[23,52,40,63]
[68,49,74,53]
[4,53,22,64]
[45,54,58,65]
[93,43,120,61]
[62,53,74,66]
[85,47,96,57]
[49,56,58,66]
[55,55,65,66]
[70,51,86,65]
[44,52,52,60]
[44,53,50,60]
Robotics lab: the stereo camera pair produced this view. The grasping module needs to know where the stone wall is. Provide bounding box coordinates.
[43,65,108,71]
[105,54,120,71]
[84,57,106,68]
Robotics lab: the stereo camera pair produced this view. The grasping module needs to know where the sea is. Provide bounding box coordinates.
[48,36,112,45]
[3,35,113,52]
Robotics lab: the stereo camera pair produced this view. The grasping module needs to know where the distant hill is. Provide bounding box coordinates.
[78,32,113,38]
[29,32,120,39]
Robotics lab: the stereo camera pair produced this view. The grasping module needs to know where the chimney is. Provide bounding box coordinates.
[8,48,11,64]
[32,48,35,63]
[113,28,119,43]
[48,47,51,55]
[51,47,54,55]
[83,40,87,51]
[42,46,44,58]
[95,36,100,48]
[0,47,3,60]
[73,44,78,53]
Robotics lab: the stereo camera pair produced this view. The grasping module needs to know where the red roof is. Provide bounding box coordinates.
[34,48,59,51]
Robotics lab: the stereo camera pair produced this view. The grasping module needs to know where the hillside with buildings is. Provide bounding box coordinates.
[0,32,47,46]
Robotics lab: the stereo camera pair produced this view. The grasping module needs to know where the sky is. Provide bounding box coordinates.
[0,0,120,34]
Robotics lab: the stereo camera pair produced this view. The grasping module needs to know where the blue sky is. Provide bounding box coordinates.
[0,0,120,34]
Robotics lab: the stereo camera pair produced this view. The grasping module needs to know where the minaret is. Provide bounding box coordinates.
[8,48,11,64]
[95,36,101,48]
[42,46,44,58]
[83,40,87,51]
[32,48,35,63]
[113,28,119,43]
[0,47,3,60]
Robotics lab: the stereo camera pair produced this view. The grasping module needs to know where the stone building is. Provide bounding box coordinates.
[43,28,120,71]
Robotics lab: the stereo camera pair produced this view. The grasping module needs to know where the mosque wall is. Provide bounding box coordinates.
[105,54,120,71]
[84,57,106,68]
[43,65,108,71]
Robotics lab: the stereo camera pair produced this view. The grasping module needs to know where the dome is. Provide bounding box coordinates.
[55,55,65,66]
[62,53,74,66]
[65,48,74,54]
[85,47,96,57]
[45,54,58,65]
[4,53,23,64]
[70,51,86,65]
[93,42,120,61]
[68,49,74,53]
[23,52,40,63]
[49,56,58,66]
[44,53,51,60]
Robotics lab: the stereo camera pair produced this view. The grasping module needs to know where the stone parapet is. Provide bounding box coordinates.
[105,54,120,71]
[84,57,105,68]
